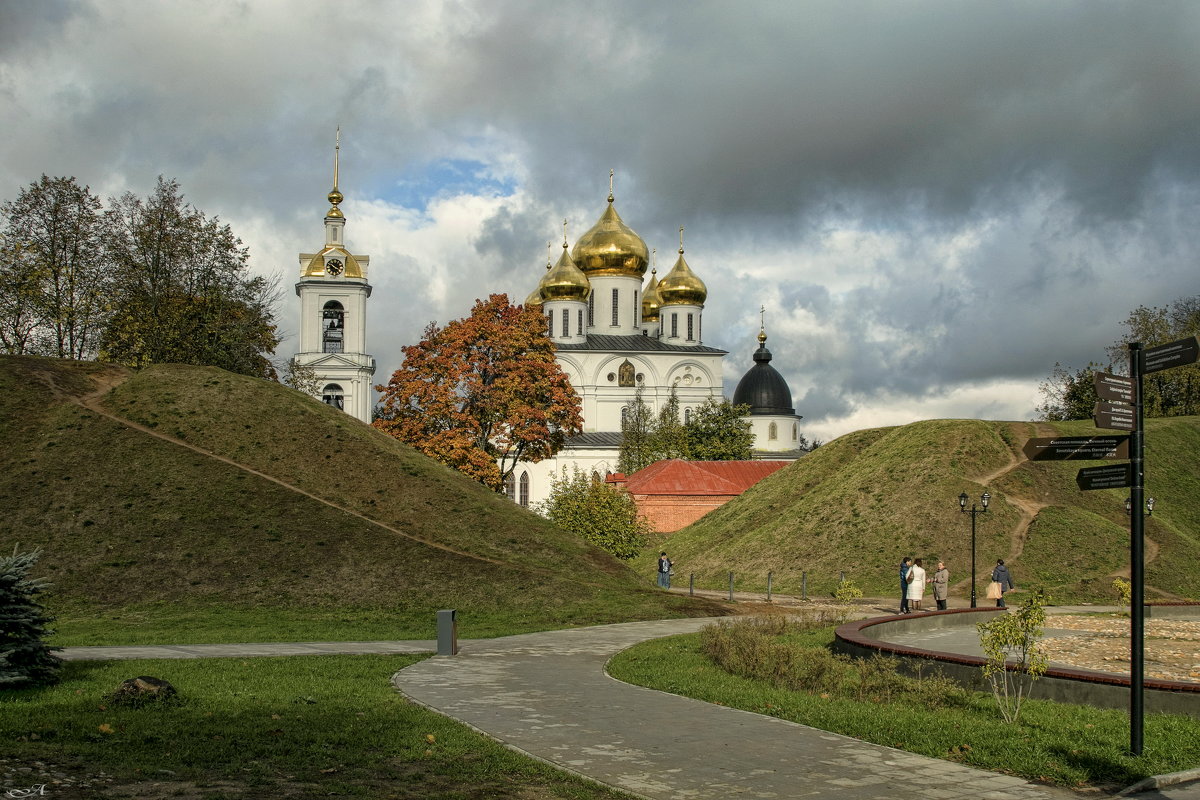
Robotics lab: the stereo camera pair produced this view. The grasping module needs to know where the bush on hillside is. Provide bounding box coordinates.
[0,548,62,687]
[537,467,651,560]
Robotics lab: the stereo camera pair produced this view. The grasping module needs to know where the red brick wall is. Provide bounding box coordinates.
[633,494,738,534]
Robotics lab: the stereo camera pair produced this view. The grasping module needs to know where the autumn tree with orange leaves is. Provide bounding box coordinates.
[373,294,582,491]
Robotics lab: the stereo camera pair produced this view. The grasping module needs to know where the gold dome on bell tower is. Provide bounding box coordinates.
[570,170,649,278]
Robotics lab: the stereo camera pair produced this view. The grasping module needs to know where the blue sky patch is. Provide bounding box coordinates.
[381,159,517,212]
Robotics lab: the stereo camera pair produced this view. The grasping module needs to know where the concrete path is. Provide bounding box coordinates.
[58,618,1200,800]
[391,618,1074,800]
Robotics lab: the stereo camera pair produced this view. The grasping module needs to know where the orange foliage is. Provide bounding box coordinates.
[373,294,582,491]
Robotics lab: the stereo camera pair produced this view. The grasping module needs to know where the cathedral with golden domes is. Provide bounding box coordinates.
[511,174,803,507]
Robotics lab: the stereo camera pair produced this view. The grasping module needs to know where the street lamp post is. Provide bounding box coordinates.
[958,491,991,608]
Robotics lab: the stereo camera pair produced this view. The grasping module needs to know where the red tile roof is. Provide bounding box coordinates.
[622,459,789,496]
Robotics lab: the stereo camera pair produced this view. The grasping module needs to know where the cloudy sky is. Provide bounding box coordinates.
[3,1,1198,442]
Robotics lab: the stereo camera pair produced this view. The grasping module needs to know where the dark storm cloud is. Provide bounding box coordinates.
[3,1,1199,438]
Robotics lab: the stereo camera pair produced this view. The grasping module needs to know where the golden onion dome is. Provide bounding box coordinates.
[524,286,544,307]
[301,245,364,278]
[641,267,662,322]
[657,242,707,307]
[539,242,591,302]
[570,180,649,278]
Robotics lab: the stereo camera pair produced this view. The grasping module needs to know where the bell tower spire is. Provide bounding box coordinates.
[294,128,376,424]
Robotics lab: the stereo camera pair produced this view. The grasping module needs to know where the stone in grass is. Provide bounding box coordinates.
[108,676,179,707]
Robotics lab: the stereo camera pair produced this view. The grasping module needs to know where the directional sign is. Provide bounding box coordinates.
[1094,372,1134,404]
[1076,463,1132,491]
[1093,400,1135,431]
[1143,335,1200,375]
[1022,435,1130,461]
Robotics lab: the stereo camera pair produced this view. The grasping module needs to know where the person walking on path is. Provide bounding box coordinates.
[657,552,673,589]
[991,559,1015,608]
[898,557,912,613]
[932,561,950,610]
[907,558,927,612]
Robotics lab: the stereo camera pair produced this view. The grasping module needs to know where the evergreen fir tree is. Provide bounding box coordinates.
[0,548,62,687]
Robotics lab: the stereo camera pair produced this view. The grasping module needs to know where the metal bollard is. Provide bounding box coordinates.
[840,570,845,584]
[728,571,734,602]
[437,609,458,656]
[802,571,807,600]
[767,571,773,603]
[689,573,695,596]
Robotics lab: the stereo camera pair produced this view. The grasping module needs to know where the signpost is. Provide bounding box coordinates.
[1143,335,1199,374]
[1075,463,1132,491]
[1094,372,1134,404]
[1021,435,1130,461]
[1093,401,1135,431]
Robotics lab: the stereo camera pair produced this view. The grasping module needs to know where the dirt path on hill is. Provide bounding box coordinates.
[26,363,533,573]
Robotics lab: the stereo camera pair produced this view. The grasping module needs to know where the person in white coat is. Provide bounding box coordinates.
[906,558,928,612]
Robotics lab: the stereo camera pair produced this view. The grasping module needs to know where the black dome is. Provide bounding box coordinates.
[733,343,795,415]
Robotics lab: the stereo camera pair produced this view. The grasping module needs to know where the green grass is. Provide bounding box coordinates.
[641,416,1200,603]
[50,592,718,647]
[0,355,728,642]
[607,627,1200,790]
[2,655,633,799]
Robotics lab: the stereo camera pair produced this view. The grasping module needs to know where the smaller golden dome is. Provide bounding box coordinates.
[539,242,591,302]
[525,286,544,307]
[641,268,662,322]
[657,247,707,307]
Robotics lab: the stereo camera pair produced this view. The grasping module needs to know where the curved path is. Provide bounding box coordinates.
[59,621,1200,800]
[390,619,1074,800]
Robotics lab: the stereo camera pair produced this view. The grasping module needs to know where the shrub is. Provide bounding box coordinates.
[976,588,1050,724]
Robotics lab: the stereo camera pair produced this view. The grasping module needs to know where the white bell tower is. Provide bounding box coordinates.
[293,129,376,423]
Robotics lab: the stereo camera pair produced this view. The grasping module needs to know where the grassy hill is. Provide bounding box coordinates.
[0,355,724,643]
[639,417,1200,603]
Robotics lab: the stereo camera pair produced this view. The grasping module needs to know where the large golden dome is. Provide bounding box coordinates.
[641,268,662,322]
[539,242,591,302]
[570,186,649,278]
[657,246,707,307]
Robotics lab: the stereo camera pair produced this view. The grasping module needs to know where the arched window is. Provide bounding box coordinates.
[518,471,530,507]
[504,472,516,499]
[588,292,595,326]
[792,423,798,441]
[591,471,601,483]
[620,405,628,424]
[684,407,692,425]
[562,308,569,337]
[322,301,345,353]
[322,383,345,411]
[768,421,778,441]
[546,311,554,338]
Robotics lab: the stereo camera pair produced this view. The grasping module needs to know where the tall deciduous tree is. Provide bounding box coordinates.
[685,398,754,460]
[618,384,656,474]
[649,388,689,460]
[0,176,109,358]
[1034,362,1104,421]
[99,177,280,377]
[374,294,582,491]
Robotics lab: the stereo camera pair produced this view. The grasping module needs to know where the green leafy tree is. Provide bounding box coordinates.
[1035,361,1104,421]
[281,357,322,396]
[976,589,1050,724]
[1107,297,1200,417]
[1,175,110,358]
[685,398,754,460]
[537,467,651,560]
[649,388,689,460]
[618,384,656,474]
[99,177,280,378]
[0,548,62,687]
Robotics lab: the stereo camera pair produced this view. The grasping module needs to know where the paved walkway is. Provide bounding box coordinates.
[58,618,1200,800]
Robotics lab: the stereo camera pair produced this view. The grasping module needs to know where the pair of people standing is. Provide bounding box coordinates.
[899,558,950,613]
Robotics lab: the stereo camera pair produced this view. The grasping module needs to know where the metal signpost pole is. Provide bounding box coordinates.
[1129,343,1145,756]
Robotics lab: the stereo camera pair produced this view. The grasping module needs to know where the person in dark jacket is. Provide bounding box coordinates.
[899,557,912,614]
[992,559,1015,608]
